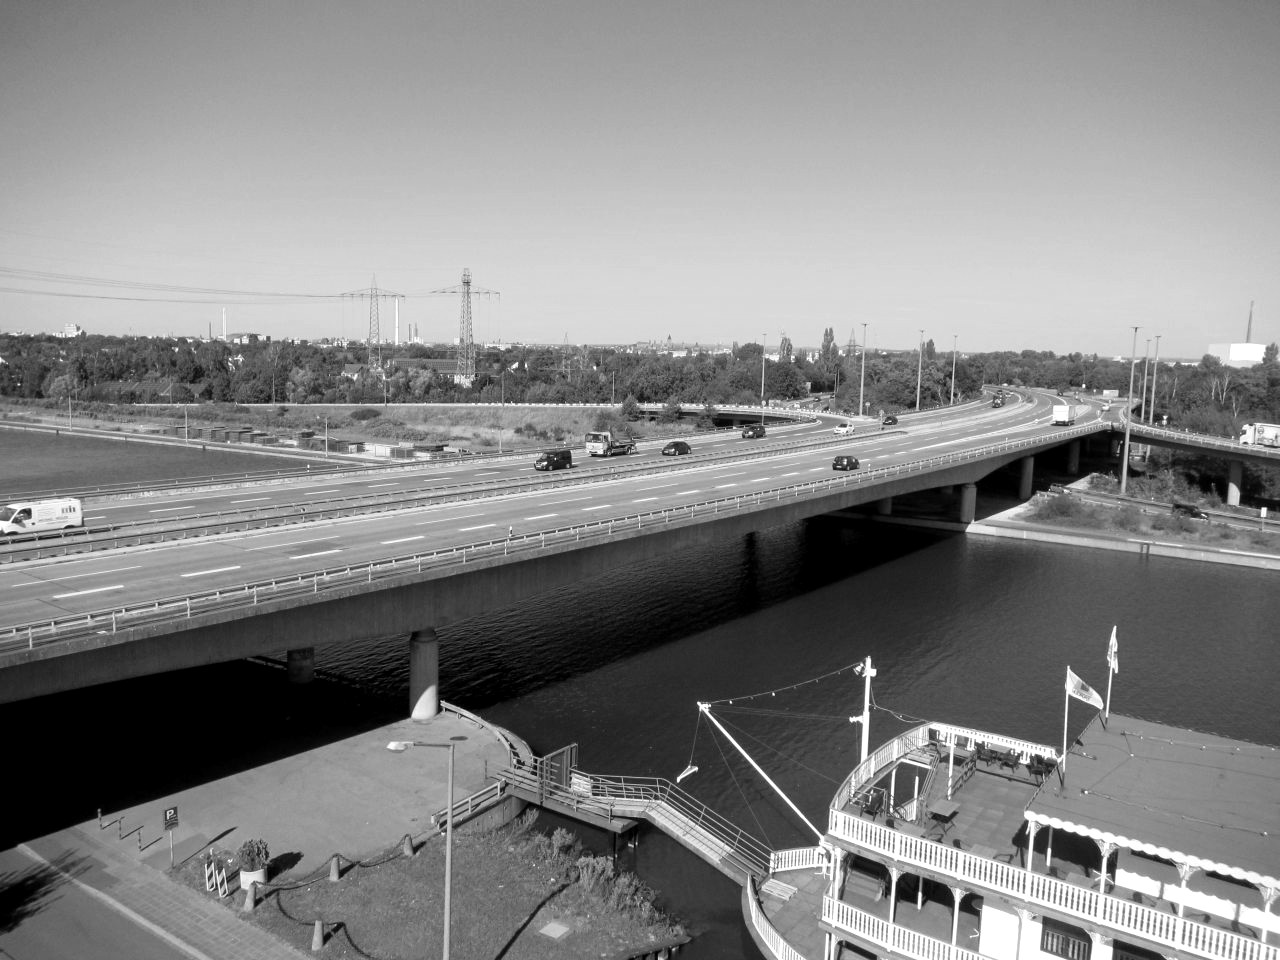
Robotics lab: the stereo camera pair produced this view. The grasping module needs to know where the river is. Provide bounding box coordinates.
[4,516,1276,958]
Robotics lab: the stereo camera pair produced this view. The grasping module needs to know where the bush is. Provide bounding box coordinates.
[349,407,382,421]
[1113,505,1144,532]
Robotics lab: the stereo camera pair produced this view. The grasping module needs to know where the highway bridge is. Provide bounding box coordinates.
[0,391,1265,708]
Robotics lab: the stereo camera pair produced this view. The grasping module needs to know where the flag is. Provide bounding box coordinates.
[1066,667,1103,709]
[1107,627,1119,674]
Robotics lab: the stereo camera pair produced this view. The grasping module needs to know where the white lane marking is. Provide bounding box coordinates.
[148,506,190,514]
[634,482,677,491]
[713,471,746,478]
[808,467,825,472]
[458,523,496,532]
[582,505,612,512]
[752,477,772,482]
[675,489,701,495]
[180,566,242,578]
[53,584,123,599]
[84,515,108,522]
[632,497,658,503]
[538,496,590,505]
[780,472,799,477]
[382,535,425,544]
[366,482,400,489]
[246,536,340,550]
[715,483,737,489]
[9,565,142,586]
[525,513,558,520]
[303,489,343,496]
[230,497,271,504]
[290,549,342,559]
[473,471,500,476]
[417,513,483,525]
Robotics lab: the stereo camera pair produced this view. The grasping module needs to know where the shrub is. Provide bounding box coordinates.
[575,854,614,895]
[349,407,382,421]
[1113,505,1144,532]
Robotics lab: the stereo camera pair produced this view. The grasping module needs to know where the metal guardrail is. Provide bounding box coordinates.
[0,422,1105,655]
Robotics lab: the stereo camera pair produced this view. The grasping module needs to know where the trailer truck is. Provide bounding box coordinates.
[1239,423,1280,448]
[1051,404,1076,426]
[0,498,83,536]
[584,430,636,457]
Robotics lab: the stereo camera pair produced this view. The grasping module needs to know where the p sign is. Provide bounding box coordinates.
[164,806,179,830]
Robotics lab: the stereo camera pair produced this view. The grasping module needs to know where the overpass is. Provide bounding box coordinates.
[0,394,1108,707]
[1119,417,1280,505]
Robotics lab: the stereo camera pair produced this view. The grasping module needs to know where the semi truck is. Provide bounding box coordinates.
[1051,404,1076,425]
[584,430,636,457]
[1239,422,1280,447]
[0,498,83,536]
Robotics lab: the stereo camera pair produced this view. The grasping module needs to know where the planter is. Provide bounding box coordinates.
[239,867,267,890]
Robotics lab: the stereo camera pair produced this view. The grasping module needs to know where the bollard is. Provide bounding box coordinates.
[137,831,143,851]
[118,818,124,839]
[97,808,102,829]
[402,834,414,858]
[311,919,324,951]
[242,880,256,912]
[329,855,340,882]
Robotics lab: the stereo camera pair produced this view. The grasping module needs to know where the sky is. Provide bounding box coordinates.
[1,0,1277,360]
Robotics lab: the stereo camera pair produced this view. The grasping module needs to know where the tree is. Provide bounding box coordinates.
[619,394,642,421]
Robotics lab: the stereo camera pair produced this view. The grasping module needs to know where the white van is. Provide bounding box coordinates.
[0,498,84,535]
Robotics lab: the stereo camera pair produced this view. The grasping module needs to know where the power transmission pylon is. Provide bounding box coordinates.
[428,268,499,383]
[341,277,404,372]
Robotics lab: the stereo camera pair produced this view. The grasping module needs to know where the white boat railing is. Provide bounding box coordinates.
[827,809,1278,960]
[770,846,827,874]
[931,722,1059,762]
[822,896,990,960]
[746,877,807,960]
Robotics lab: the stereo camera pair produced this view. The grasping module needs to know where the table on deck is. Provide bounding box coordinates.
[897,821,927,838]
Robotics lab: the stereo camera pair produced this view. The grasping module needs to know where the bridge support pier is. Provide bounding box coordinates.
[1227,460,1243,507]
[875,498,893,516]
[1066,440,1081,475]
[1018,456,1035,500]
[286,647,315,684]
[409,628,440,720]
[959,484,977,524]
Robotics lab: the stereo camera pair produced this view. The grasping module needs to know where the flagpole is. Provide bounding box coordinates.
[1105,626,1117,722]
[1061,667,1071,781]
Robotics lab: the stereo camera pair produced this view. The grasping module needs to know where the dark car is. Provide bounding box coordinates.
[662,440,691,456]
[833,455,860,471]
[742,423,766,439]
[882,415,898,426]
[533,449,572,471]
[1171,502,1208,520]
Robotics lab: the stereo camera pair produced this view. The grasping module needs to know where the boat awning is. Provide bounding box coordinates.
[1026,712,1280,890]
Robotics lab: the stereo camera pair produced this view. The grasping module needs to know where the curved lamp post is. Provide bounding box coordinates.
[387,740,455,959]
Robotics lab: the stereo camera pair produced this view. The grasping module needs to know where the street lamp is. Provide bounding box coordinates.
[1120,326,1140,495]
[915,330,924,410]
[498,369,505,454]
[387,740,455,960]
[950,335,957,405]
[859,323,867,418]
[760,334,766,424]
[1148,335,1161,424]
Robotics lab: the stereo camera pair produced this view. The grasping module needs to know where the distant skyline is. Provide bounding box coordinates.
[2,1,1277,360]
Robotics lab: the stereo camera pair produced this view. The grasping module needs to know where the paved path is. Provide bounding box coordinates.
[9,710,515,960]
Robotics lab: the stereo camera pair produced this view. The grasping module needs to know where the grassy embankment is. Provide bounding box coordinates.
[181,813,685,960]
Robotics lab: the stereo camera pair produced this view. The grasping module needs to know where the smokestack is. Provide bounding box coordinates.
[1247,300,1254,342]
[222,307,227,341]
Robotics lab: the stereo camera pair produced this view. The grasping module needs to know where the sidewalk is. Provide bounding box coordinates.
[17,708,518,960]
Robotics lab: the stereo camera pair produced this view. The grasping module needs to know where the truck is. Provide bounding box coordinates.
[0,498,84,536]
[1051,404,1076,425]
[584,430,636,457]
[1239,423,1280,448]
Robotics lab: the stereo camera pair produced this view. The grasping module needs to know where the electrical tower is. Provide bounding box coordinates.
[428,268,499,383]
[341,277,404,371]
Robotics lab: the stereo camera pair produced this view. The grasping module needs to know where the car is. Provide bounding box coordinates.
[882,415,898,426]
[533,449,573,471]
[833,422,856,437]
[1171,502,1208,520]
[662,440,691,456]
[742,423,766,439]
[833,455,860,471]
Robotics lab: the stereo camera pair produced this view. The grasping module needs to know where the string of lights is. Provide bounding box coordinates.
[1079,789,1270,836]
[704,657,871,706]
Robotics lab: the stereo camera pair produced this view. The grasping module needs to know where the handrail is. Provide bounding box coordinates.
[0,422,1107,654]
[746,877,807,960]
[822,896,987,960]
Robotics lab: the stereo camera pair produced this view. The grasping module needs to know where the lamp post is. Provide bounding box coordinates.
[950,336,957,405]
[915,329,924,411]
[1148,335,1162,423]
[1140,339,1151,422]
[498,370,505,454]
[1120,326,1140,495]
[387,741,454,960]
[760,335,766,424]
[859,323,867,418]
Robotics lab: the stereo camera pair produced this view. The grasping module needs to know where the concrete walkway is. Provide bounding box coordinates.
[16,708,517,960]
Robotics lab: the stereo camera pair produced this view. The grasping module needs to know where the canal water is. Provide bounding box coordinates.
[5,516,1276,957]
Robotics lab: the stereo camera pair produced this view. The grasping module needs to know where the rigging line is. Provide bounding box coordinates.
[685,712,702,769]
[708,721,774,847]
[869,690,930,725]
[713,706,855,722]
[705,656,871,706]
[716,714,843,786]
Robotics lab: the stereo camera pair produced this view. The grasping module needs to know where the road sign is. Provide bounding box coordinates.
[164,806,178,830]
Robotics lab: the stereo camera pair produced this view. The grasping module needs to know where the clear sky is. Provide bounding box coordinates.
[2,0,1277,359]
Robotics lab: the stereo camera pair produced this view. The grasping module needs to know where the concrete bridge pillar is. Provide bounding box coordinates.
[959,484,977,524]
[1227,460,1243,507]
[1066,440,1081,475]
[286,647,315,684]
[876,498,893,516]
[1018,456,1035,500]
[409,628,440,720]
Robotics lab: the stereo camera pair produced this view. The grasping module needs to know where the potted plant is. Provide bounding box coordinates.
[237,838,270,890]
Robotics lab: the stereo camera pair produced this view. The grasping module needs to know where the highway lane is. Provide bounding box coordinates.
[0,392,1092,629]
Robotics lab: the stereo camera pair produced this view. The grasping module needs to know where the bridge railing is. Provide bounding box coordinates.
[0,422,1105,656]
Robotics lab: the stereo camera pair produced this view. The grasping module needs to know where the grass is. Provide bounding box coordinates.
[176,814,685,960]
